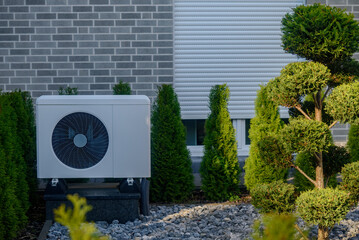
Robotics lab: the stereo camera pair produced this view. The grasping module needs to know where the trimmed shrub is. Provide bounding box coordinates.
[58,86,78,95]
[282,3,359,65]
[347,124,359,162]
[252,213,307,240]
[200,84,240,201]
[341,161,359,204]
[296,188,351,238]
[294,146,350,192]
[250,180,296,214]
[113,81,131,95]
[244,85,287,191]
[54,194,109,240]
[150,85,194,202]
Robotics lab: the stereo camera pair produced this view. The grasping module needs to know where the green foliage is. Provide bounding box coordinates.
[113,81,131,95]
[296,188,351,229]
[200,84,240,201]
[326,82,359,125]
[348,124,359,162]
[150,85,194,203]
[281,118,332,155]
[282,3,359,65]
[250,180,296,214]
[257,135,293,169]
[58,86,78,95]
[252,213,307,240]
[244,85,287,191]
[340,161,359,204]
[293,146,349,192]
[266,62,331,107]
[54,194,109,240]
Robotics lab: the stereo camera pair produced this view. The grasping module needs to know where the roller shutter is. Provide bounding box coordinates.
[174,0,305,119]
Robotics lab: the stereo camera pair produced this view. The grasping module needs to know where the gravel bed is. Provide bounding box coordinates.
[46,203,359,240]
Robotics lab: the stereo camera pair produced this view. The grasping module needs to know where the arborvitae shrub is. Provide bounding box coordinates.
[0,95,23,239]
[244,85,287,191]
[348,124,359,162]
[150,85,194,202]
[200,84,240,201]
[113,81,131,95]
[341,161,359,204]
[250,181,296,214]
[296,188,351,238]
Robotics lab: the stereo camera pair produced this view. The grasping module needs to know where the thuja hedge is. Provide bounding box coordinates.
[0,90,36,240]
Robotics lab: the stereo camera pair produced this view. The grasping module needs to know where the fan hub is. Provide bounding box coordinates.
[74,134,87,148]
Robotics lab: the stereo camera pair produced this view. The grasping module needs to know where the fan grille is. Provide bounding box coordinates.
[52,112,109,169]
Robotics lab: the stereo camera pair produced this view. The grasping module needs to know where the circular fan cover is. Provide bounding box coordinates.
[52,112,109,169]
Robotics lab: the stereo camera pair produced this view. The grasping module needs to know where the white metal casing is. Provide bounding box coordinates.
[36,95,150,179]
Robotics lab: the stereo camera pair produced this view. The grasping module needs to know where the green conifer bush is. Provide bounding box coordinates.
[244,85,287,191]
[150,85,194,202]
[113,81,131,95]
[200,84,240,201]
[348,124,359,162]
[340,161,359,204]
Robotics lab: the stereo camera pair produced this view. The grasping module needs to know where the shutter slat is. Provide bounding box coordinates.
[174,0,304,119]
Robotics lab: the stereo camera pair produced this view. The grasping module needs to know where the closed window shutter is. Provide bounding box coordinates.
[174,0,305,119]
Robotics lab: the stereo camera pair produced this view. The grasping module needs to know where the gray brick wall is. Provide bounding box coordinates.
[0,0,173,101]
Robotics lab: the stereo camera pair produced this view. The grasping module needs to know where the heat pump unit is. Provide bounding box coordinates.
[36,95,150,179]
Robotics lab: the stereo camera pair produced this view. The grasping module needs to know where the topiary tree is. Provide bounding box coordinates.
[113,81,131,95]
[259,4,359,240]
[150,84,194,202]
[243,85,287,191]
[200,84,240,201]
[340,161,359,204]
[347,124,359,162]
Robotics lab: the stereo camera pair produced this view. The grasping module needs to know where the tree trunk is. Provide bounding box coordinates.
[315,152,325,189]
[318,226,329,240]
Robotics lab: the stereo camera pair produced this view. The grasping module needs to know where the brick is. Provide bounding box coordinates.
[37,70,56,76]
[58,70,78,76]
[0,42,13,48]
[116,62,136,68]
[70,56,89,62]
[132,70,151,75]
[89,0,109,4]
[5,56,25,62]
[158,34,172,40]
[11,77,31,83]
[121,13,141,19]
[100,41,120,47]
[112,69,131,75]
[11,63,31,69]
[349,0,359,4]
[74,20,93,26]
[116,48,136,54]
[132,27,151,33]
[51,6,71,12]
[48,56,68,62]
[115,76,135,82]
[74,63,94,69]
[58,42,77,48]
[154,55,172,61]
[153,13,172,19]
[141,13,151,19]
[0,35,18,41]
[95,62,115,68]
[31,91,52,97]
[94,6,114,12]
[26,84,46,90]
[90,84,110,90]
[74,48,93,55]
[131,0,151,4]
[89,27,110,33]
[137,48,156,54]
[111,56,131,61]
[31,77,52,83]
[9,21,28,27]
[153,41,172,47]
[132,55,152,61]
[74,34,93,40]
[159,62,172,68]
[158,6,172,12]
[0,14,14,20]
[137,62,156,68]
[137,20,156,26]
[17,70,36,76]
[20,35,30,41]
[30,6,50,12]
[90,55,110,61]
[27,56,46,62]
[48,84,67,90]
[0,78,9,84]
[136,6,156,12]
[137,34,156,40]
[111,27,131,33]
[58,13,78,19]
[159,76,173,82]
[153,69,172,75]
[132,83,152,89]
[73,6,93,12]
[68,0,88,4]
[53,35,72,41]
[95,34,115,40]
[110,0,130,4]
[153,27,172,33]
[79,13,99,19]
[36,13,56,19]
[327,0,346,4]
[79,41,98,47]
[95,20,114,26]
[158,20,172,26]
[10,49,29,55]
[94,48,114,54]
[0,63,9,69]
[15,13,36,19]
[46,0,66,5]
[58,27,77,33]
[153,0,171,4]
[0,21,8,27]
[132,41,151,47]
[26,0,45,4]
[31,35,51,41]
[0,70,15,76]
[6,84,26,91]
[9,6,29,12]
[90,70,109,75]
[31,63,51,69]
[158,48,172,54]
[31,49,51,55]
[53,63,73,69]
[5,0,24,5]
[95,76,115,83]
[114,6,134,12]
[94,90,112,95]
[36,27,56,34]
[115,20,135,26]
[74,77,94,83]
[52,20,72,26]
[137,76,157,82]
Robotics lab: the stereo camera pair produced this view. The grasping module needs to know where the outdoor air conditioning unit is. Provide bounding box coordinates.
[36,95,150,179]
